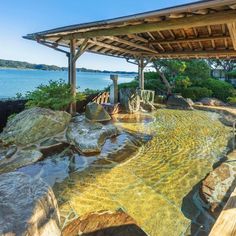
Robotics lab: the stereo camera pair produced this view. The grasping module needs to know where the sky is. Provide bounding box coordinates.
[0,0,197,72]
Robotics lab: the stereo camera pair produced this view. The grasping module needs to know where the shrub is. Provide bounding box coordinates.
[26,79,85,111]
[181,86,213,101]
[118,80,139,89]
[198,78,234,102]
[228,96,236,105]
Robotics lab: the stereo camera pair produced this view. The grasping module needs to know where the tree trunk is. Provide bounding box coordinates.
[154,68,172,95]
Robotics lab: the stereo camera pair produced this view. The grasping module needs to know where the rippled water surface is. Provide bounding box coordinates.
[52,110,231,235]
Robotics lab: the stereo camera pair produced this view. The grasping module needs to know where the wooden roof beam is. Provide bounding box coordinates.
[88,39,141,55]
[227,22,236,50]
[150,35,230,45]
[44,10,236,40]
[102,36,158,53]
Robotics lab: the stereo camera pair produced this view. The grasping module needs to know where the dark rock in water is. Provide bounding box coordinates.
[0,172,61,236]
[85,102,111,122]
[167,95,193,110]
[62,210,147,236]
[119,88,140,113]
[0,107,71,146]
[200,151,236,218]
[199,98,226,107]
[66,115,118,154]
[39,138,69,156]
[0,149,43,174]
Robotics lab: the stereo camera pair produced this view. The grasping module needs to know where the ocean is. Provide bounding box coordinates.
[0,68,136,98]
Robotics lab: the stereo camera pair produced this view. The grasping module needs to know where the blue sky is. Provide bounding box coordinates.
[0,0,197,71]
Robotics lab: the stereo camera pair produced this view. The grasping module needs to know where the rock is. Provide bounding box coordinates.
[199,98,226,107]
[62,210,147,236]
[0,149,43,174]
[119,88,140,113]
[39,138,69,156]
[0,172,61,236]
[186,98,194,106]
[85,102,111,122]
[5,145,17,158]
[140,101,156,112]
[66,115,118,154]
[167,95,193,110]
[200,160,236,217]
[0,107,71,146]
[195,102,203,106]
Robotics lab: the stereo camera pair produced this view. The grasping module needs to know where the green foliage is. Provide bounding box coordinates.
[228,96,236,105]
[226,70,236,78]
[118,80,139,89]
[197,78,235,102]
[26,79,86,111]
[83,88,101,95]
[174,76,192,90]
[183,60,210,80]
[181,87,213,101]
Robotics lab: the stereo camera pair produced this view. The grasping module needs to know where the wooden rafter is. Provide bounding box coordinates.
[88,39,141,55]
[227,22,236,50]
[102,36,158,53]
[150,35,230,45]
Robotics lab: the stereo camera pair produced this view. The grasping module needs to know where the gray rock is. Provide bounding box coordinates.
[200,98,226,106]
[167,95,193,110]
[0,172,61,236]
[140,101,156,112]
[85,102,111,122]
[119,88,140,113]
[0,107,71,146]
[0,149,43,174]
[66,115,118,153]
[186,98,194,106]
[195,102,203,106]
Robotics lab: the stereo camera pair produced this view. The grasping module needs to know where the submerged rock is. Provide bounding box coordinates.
[66,115,118,154]
[0,172,61,236]
[0,149,43,174]
[119,88,140,113]
[62,210,147,236]
[167,95,193,110]
[85,102,111,122]
[0,107,71,146]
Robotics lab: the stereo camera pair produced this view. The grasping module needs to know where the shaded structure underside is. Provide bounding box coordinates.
[24,0,236,59]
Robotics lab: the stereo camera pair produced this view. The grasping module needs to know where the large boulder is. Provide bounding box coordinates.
[0,148,43,174]
[0,172,61,236]
[85,102,111,122]
[167,95,193,110]
[0,107,71,146]
[62,210,147,236]
[199,98,226,106]
[66,115,118,154]
[119,88,140,113]
[200,151,236,217]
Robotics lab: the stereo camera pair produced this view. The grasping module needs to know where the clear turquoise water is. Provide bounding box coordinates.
[0,69,135,98]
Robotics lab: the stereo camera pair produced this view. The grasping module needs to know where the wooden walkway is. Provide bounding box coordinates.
[210,187,236,236]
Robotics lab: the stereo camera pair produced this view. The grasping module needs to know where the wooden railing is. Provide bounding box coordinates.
[92,91,110,104]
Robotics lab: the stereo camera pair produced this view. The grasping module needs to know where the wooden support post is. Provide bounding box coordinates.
[69,39,77,114]
[138,58,145,90]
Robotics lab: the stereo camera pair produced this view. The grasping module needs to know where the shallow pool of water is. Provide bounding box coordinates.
[19,109,231,235]
[49,110,230,235]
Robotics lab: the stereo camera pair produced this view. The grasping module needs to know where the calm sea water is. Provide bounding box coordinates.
[0,69,136,98]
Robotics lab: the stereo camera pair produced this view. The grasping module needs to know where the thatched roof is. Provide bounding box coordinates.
[24,0,236,59]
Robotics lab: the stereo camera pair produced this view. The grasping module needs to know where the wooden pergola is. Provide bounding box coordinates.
[24,0,236,113]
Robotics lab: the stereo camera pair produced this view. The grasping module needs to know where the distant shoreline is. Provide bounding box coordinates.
[0,59,137,74]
